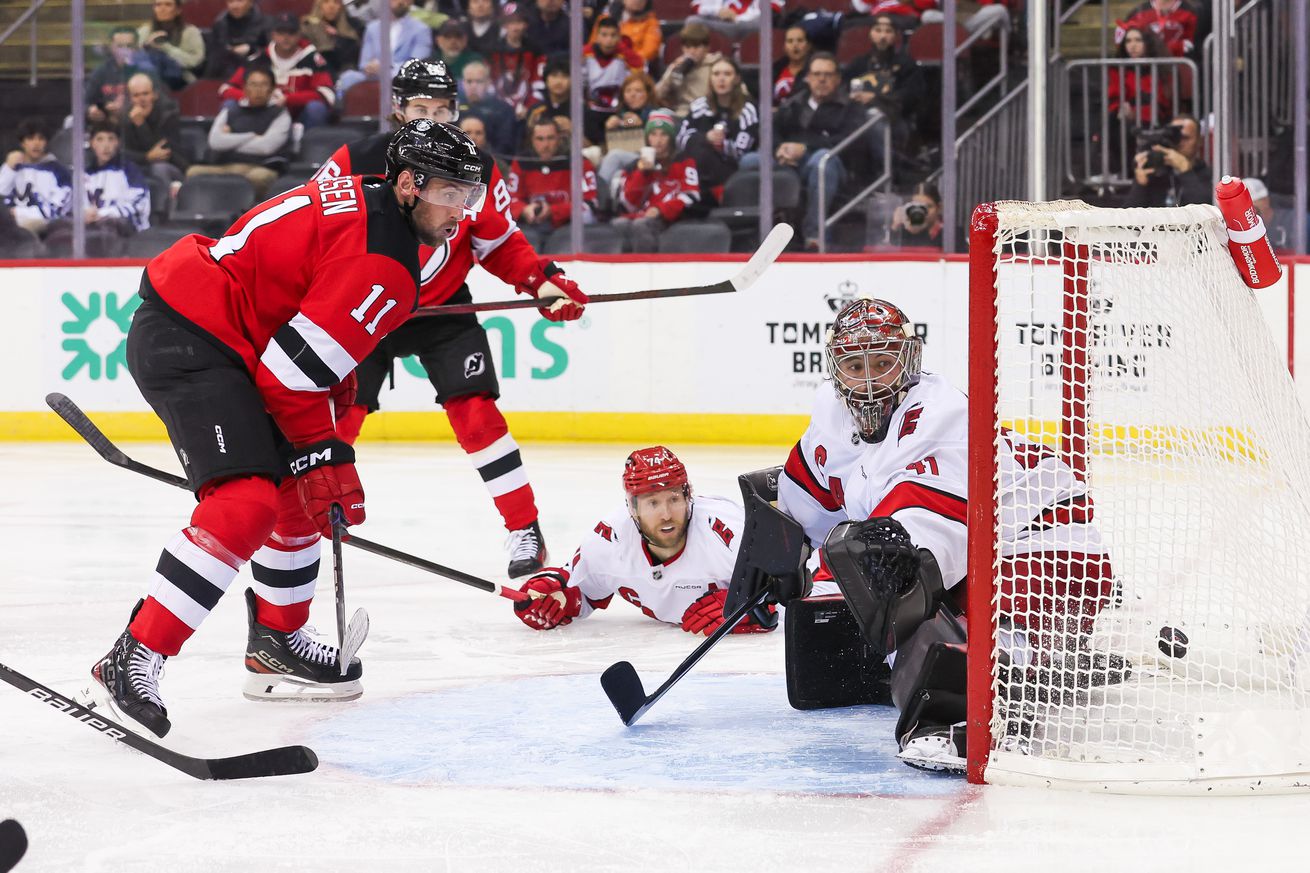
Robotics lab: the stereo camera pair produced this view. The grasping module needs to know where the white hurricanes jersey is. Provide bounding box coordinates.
[779,382,868,550]
[564,494,744,625]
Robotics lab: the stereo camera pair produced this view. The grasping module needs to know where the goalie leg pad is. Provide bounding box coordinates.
[890,609,967,747]
[725,466,812,615]
[784,594,891,710]
[822,517,944,657]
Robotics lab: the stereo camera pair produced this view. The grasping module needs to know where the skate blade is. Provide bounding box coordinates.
[79,680,171,739]
[896,749,966,775]
[242,672,363,703]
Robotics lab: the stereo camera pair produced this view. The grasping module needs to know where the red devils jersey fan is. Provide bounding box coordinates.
[513,447,775,635]
[312,59,589,580]
[88,119,487,739]
[775,298,1120,775]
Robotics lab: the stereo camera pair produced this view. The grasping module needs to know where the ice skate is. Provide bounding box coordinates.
[897,722,966,774]
[88,601,171,738]
[242,589,362,701]
[506,519,548,580]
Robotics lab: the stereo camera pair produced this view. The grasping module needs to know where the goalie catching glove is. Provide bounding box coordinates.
[289,439,364,537]
[516,259,588,322]
[514,568,582,630]
[680,586,777,636]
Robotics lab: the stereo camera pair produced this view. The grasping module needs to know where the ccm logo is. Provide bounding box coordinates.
[215,425,227,454]
[290,448,334,474]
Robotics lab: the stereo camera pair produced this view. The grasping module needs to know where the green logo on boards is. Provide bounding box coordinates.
[401,316,569,381]
[60,292,140,380]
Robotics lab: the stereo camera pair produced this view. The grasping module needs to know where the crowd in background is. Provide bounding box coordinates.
[0,0,1302,258]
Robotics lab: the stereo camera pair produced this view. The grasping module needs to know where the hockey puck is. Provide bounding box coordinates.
[1157,626,1189,659]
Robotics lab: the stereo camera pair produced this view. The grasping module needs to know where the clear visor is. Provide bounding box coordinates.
[416,178,487,212]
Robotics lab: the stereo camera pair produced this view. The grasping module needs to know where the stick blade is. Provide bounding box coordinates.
[600,661,648,726]
[730,223,794,292]
[204,744,319,780]
[0,819,27,873]
[340,608,369,676]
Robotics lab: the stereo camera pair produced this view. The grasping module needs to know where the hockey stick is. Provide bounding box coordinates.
[0,662,318,780]
[44,392,374,654]
[599,588,769,726]
[45,393,529,605]
[329,515,369,676]
[414,222,794,317]
[0,819,26,873]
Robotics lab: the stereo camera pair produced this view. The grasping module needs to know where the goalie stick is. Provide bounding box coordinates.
[600,589,769,726]
[44,392,372,657]
[44,393,529,605]
[0,819,26,873]
[414,222,794,317]
[0,662,318,780]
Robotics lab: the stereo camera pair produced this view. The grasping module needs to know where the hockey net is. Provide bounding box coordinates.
[966,200,1310,794]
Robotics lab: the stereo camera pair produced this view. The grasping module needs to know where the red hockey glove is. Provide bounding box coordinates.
[289,439,364,536]
[514,569,582,630]
[517,259,588,322]
[681,587,778,635]
[329,372,358,420]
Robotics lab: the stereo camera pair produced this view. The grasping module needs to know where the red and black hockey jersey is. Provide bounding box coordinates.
[219,40,336,116]
[1119,1,1200,57]
[312,131,546,308]
[142,176,419,445]
[506,155,597,226]
[615,153,701,222]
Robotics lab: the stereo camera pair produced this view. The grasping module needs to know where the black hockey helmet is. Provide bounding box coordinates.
[392,58,458,107]
[386,118,488,211]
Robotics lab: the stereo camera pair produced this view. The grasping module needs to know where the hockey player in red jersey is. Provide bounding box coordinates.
[313,59,589,579]
[513,447,776,635]
[772,298,1120,773]
[89,119,489,738]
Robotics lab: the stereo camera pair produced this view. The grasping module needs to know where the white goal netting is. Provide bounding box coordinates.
[977,200,1310,793]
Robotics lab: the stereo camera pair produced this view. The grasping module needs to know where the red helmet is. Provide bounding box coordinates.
[623,446,689,498]
[825,297,923,442]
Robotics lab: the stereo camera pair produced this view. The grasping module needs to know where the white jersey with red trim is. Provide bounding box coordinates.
[563,494,744,625]
[779,382,868,550]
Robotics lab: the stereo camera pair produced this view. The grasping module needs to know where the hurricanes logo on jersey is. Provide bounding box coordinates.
[814,445,827,468]
[898,405,924,442]
[463,352,485,378]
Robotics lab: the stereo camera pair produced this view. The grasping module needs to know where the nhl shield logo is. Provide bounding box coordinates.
[464,352,485,378]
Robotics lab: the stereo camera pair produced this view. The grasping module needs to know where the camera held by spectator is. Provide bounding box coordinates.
[890,182,942,249]
[1135,123,1183,173]
[1127,113,1210,208]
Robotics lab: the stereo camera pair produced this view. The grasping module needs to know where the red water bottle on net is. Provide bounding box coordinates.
[1215,175,1282,289]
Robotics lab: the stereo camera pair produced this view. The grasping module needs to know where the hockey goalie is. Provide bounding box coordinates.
[763,297,1122,773]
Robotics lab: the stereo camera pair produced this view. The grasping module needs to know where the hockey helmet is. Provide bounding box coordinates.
[386,118,487,211]
[623,446,691,499]
[825,297,923,442]
[392,59,458,118]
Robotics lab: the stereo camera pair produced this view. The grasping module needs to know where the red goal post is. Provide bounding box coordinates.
[966,200,1310,794]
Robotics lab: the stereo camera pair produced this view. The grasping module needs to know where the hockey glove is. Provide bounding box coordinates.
[517,259,588,322]
[289,439,365,536]
[514,569,582,630]
[682,587,777,635]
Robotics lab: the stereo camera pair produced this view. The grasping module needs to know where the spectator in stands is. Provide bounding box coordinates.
[843,14,925,169]
[49,122,151,246]
[432,19,485,82]
[687,1,784,44]
[1105,25,1169,175]
[458,60,517,156]
[850,2,924,33]
[758,52,867,250]
[204,0,270,81]
[221,14,336,130]
[0,120,71,235]
[920,1,1012,36]
[655,21,720,118]
[189,66,291,198]
[773,24,811,103]
[594,0,662,71]
[524,58,573,149]
[612,109,701,252]
[508,117,597,249]
[465,0,501,58]
[87,27,159,125]
[138,0,205,90]
[598,71,655,184]
[487,9,544,124]
[1125,112,1209,208]
[120,73,189,187]
[889,182,942,249]
[677,57,758,210]
[1118,0,1200,59]
[302,0,364,76]
[337,0,434,99]
[457,114,508,177]
[526,0,569,57]
[583,16,642,147]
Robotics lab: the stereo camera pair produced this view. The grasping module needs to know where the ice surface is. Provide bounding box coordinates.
[2,442,1307,872]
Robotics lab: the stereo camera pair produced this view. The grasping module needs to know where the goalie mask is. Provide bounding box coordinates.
[825,298,923,442]
[623,446,693,549]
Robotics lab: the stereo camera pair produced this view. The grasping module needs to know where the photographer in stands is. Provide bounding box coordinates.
[1125,113,1209,208]
[890,182,941,249]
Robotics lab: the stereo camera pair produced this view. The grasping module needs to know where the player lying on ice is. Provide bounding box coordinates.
[512,446,778,635]
[761,297,1124,773]
[313,59,591,581]
[87,120,493,738]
